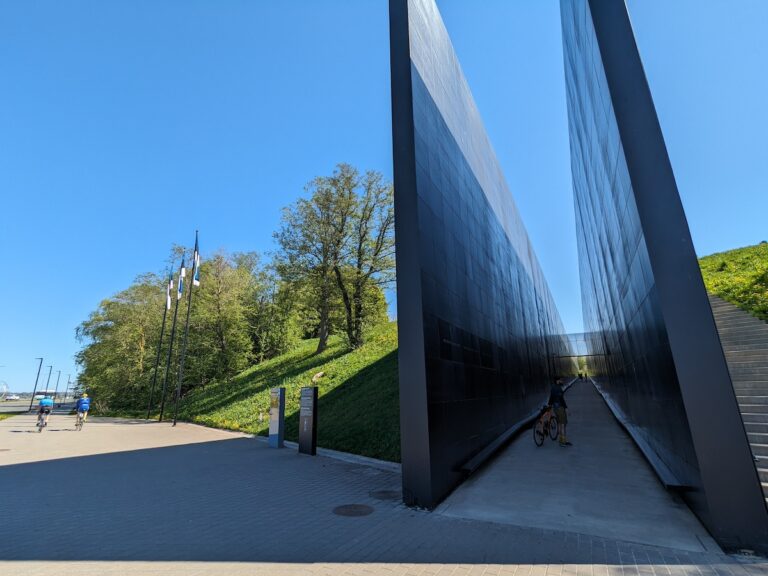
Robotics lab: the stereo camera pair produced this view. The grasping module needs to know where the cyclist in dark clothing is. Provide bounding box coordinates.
[548,378,572,446]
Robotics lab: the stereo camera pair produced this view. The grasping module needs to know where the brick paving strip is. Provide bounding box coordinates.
[1,413,766,576]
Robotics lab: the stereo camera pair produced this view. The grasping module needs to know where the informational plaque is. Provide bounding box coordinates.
[298,386,318,455]
[268,387,285,448]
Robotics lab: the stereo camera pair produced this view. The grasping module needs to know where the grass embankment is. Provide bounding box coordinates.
[700,242,768,321]
[177,322,400,462]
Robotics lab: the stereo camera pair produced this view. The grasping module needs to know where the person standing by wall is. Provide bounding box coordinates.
[549,378,572,446]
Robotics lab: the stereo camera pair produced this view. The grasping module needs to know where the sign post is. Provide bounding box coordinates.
[268,387,285,448]
[298,386,318,456]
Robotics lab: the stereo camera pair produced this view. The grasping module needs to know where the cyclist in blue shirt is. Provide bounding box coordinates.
[76,393,91,424]
[38,395,54,427]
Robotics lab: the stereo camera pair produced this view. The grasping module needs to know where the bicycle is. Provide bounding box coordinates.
[37,412,48,433]
[75,412,86,431]
[533,404,559,446]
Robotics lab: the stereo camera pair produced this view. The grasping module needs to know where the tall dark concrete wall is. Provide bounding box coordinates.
[562,0,768,551]
[389,0,572,509]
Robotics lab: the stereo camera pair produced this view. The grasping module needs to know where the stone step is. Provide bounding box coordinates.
[718,321,768,330]
[741,412,768,424]
[709,297,761,313]
[735,390,768,399]
[711,307,764,317]
[717,322,768,331]
[757,466,768,484]
[725,348,768,360]
[718,329,768,338]
[738,396,768,405]
[740,403,768,414]
[749,432,768,445]
[719,338,768,347]
[745,422,768,434]
[714,315,767,326]
[731,367,768,377]
[722,343,768,352]
[713,308,762,315]
[733,381,768,390]
[750,443,768,457]
[710,306,758,315]
[727,360,768,369]
[731,375,768,382]
[717,321,768,338]
[725,351,768,361]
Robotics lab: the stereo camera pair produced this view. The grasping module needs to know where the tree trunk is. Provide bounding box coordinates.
[316,310,329,354]
[333,265,355,347]
[351,279,364,349]
[316,282,330,354]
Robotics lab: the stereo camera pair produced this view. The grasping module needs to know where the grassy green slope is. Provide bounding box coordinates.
[700,242,768,321]
[178,322,400,462]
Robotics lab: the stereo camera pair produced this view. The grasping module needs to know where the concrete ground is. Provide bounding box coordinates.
[437,380,718,553]
[0,409,764,575]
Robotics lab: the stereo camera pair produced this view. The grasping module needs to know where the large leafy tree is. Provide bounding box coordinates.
[75,162,395,413]
[76,274,164,411]
[275,174,349,353]
[249,267,300,363]
[276,163,395,351]
[330,168,395,348]
[183,252,256,390]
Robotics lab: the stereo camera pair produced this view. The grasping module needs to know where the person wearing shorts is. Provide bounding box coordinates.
[38,395,54,426]
[76,393,91,423]
[548,378,571,446]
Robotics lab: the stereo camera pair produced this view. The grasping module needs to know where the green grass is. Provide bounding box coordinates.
[700,242,768,321]
[176,322,400,462]
[0,412,23,421]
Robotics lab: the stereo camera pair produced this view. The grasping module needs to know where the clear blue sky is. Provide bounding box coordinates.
[1,1,765,391]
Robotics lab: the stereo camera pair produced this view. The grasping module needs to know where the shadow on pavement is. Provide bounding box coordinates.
[0,435,734,566]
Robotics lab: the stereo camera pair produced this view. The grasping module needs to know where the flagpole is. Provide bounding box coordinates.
[173,231,198,427]
[159,260,185,422]
[146,269,172,420]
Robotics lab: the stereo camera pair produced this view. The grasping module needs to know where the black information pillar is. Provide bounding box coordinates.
[298,386,318,456]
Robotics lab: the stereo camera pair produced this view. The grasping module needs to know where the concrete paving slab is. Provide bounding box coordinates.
[0,407,758,576]
[0,412,247,466]
[436,381,719,553]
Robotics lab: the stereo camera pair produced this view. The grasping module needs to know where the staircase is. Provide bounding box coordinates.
[709,294,768,502]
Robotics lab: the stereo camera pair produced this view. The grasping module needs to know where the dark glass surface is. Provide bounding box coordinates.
[561,0,700,484]
[393,0,572,507]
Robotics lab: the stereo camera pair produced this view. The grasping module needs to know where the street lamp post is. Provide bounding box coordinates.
[63,374,71,406]
[53,370,61,405]
[42,366,52,398]
[28,358,44,412]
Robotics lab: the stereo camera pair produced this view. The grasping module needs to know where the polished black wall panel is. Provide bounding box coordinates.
[562,0,768,550]
[390,0,572,508]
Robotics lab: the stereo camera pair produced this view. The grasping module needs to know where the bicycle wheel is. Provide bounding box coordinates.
[548,416,559,441]
[533,419,545,446]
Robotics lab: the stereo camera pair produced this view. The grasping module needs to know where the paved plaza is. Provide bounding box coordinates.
[0,408,766,575]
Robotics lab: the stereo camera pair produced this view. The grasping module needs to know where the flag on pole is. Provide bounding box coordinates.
[192,231,200,287]
[177,258,186,300]
[166,271,174,310]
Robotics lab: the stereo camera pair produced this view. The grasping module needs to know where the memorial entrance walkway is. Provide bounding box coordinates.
[0,408,763,575]
[437,380,717,552]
